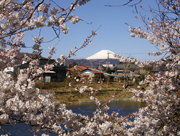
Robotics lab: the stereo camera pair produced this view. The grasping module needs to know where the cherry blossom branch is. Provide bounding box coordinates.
[0,0,45,39]
[62,0,78,24]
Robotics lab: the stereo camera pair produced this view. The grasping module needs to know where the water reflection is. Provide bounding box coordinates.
[66,99,146,117]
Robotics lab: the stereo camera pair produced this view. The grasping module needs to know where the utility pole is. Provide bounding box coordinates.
[106,52,110,70]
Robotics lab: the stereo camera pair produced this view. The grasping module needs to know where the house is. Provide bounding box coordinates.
[80,69,104,78]
[68,65,91,73]
[102,64,115,70]
[114,62,139,75]
[68,65,104,81]
[18,58,67,82]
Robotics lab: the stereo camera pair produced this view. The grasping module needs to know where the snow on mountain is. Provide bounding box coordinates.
[86,50,117,60]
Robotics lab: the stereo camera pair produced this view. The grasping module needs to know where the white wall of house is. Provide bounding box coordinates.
[81,71,94,77]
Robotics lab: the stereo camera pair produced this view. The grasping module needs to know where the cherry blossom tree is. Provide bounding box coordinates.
[108,0,180,135]
[0,0,100,135]
[121,0,180,135]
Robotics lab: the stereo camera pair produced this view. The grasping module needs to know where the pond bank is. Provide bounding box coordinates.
[68,98,133,104]
[57,97,140,106]
[54,91,134,105]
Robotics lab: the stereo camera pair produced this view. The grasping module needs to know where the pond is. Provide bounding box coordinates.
[0,99,146,136]
[66,99,146,117]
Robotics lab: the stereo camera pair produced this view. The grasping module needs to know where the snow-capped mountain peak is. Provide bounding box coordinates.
[86,50,117,60]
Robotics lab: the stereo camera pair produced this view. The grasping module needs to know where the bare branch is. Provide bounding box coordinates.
[105,0,142,7]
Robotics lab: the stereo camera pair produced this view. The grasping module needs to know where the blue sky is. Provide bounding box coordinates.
[21,0,165,61]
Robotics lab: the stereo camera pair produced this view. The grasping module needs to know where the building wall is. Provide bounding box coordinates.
[81,72,94,77]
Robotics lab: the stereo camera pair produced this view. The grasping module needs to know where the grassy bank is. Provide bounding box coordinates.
[54,91,134,104]
[37,82,126,92]
[38,82,135,104]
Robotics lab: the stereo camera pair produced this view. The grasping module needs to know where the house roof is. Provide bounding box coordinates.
[0,49,47,69]
[69,65,92,72]
[80,69,90,73]
[81,65,92,69]
[18,58,67,69]
[81,69,103,74]
[115,63,138,70]
[76,65,87,70]
[90,70,103,74]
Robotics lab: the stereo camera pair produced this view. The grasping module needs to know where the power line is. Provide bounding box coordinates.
[116,53,150,54]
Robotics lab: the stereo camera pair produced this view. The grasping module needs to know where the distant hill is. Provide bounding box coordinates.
[64,59,119,67]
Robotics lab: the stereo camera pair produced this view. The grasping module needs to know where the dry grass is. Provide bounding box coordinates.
[54,91,134,104]
[38,81,136,104]
[39,82,126,93]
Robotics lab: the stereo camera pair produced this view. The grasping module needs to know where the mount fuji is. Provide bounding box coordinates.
[64,50,119,66]
[86,50,117,60]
